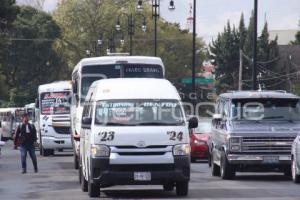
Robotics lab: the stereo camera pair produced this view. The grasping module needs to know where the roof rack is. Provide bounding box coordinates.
[107,53,130,56]
[226,90,287,93]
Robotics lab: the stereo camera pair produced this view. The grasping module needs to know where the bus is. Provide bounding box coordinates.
[37,81,72,156]
[0,108,25,141]
[71,56,165,169]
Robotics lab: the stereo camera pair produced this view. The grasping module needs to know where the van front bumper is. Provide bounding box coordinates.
[89,156,190,185]
[42,136,72,149]
[227,154,291,165]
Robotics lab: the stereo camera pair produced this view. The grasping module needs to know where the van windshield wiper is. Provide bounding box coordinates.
[97,122,131,126]
[262,116,284,120]
[137,122,184,126]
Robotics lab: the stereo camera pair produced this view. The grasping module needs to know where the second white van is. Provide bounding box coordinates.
[79,78,198,197]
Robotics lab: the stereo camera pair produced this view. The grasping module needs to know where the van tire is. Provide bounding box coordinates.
[220,151,235,180]
[74,155,79,170]
[208,153,212,167]
[42,149,54,157]
[176,181,189,196]
[80,167,88,192]
[88,177,100,197]
[211,153,220,176]
[78,165,82,184]
[163,183,174,191]
[292,157,300,183]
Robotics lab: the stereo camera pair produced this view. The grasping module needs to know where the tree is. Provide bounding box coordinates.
[1,6,64,106]
[291,20,300,45]
[210,20,240,93]
[0,0,19,103]
[210,13,280,93]
[53,0,206,82]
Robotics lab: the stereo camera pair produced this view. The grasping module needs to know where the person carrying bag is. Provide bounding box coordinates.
[14,113,38,174]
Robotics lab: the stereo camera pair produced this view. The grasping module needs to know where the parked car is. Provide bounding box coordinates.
[291,135,300,183]
[209,90,300,180]
[190,118,211,162]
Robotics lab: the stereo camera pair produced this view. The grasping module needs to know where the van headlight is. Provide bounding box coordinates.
[173,144,191,156]
[229,137,241,152]
[91,145,110,157]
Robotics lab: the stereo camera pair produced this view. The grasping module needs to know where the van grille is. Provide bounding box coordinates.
[53,126,70,135]
[241,137,295,154]
[110,164,174,172]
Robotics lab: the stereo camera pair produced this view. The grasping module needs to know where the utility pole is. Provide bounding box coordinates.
[153,0,158,56]
[252,0,258,90]
[239,49,243,90]
[192,0,196,114]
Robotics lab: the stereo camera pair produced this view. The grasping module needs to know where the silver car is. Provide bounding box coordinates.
[291,135,300,183]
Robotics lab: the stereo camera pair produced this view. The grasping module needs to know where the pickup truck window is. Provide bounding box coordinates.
[231,98,300,121]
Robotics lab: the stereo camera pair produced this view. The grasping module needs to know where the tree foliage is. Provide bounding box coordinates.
[210,13,280,93]
[53,0,206,81]
[1,6,64,106]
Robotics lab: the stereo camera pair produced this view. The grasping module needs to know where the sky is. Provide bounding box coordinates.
[17,0,300,43]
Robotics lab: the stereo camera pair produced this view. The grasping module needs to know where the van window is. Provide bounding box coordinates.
[95,99,184,126]
[231,98,300,121]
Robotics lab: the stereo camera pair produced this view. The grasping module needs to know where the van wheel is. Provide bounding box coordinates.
[292,157,300,183]
[163,182,174,191]
[208,153,212,167]
[74,155,79,170]
[80,167,88,192]
[88,176,100,197]
[42,149,54,157]
[220,151,235,180]
[78,165,82,184]
[211,153,220,176]
[176,181,189,196]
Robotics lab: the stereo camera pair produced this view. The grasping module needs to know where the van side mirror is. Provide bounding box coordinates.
[0,121,2,128]
[188,117,198,129]
[35,98,39,109]
[82,117,92,125]
[212,114,222,125]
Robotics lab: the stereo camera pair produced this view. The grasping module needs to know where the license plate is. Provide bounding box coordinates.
[134,172,151,181]
[263,156,279,164]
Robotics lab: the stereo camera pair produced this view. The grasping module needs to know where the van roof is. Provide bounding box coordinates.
[220,90,300,100]
[88,78,181,101]
[72,56,164,74]
[38,81,72,93]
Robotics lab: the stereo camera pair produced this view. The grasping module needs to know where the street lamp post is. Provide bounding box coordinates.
[192,0,196,111]
[116,12,147,56]
[106,29,125,54]
[137,0,175,56]
[252,0,258,90]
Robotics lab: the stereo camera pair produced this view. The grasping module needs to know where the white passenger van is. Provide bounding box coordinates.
[79,78,198,197]
[0,108,24,141]
[71,56,165,169]
[37,81,72,156]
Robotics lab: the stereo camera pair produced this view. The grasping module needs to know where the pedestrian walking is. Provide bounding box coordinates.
[14,113,38,174]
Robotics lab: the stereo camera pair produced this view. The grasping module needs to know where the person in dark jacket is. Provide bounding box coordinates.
[14,113,38,174]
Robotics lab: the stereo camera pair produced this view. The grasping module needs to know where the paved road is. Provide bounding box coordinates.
[1,142,300,200]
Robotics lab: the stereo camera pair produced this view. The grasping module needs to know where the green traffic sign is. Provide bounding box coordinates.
[181,77,214,85]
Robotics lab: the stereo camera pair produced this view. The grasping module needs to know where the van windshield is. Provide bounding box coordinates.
[231,98,300,121]
[95,99,185,126]
[40,92,71,115]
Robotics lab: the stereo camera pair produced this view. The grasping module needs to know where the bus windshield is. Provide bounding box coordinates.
[41,92,71,115]
[80,64,163,103]
[95,99,185,126]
